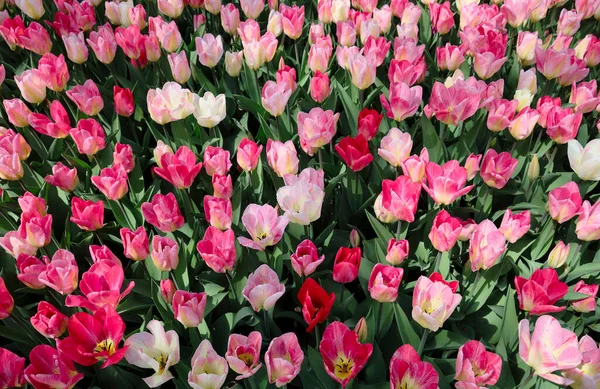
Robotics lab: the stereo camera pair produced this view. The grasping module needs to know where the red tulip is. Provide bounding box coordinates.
[515,268,568,315]
[319,321,373,388]
[390,344,439,389]
[113,86,134,117]
[57,306,128,368]
[24,345,83,389]
[335,134,374,172]
[298,278,336,332]
[0,347,25,388]
[333,247,361,283]
[357,108,383,141]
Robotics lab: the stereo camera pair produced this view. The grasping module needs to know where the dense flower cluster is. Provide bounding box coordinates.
[0,0,599,388]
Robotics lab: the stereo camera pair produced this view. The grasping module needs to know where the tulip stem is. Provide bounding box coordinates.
[417,329,430,356]
[294,43,300,68]
[226,271,238,305]
[318,148,324,170]
[375,302,383,339]
[275,115,280,139]
[354,171,360,197]
[263,309,271,339]
[18,179,27,193]
[314,323,321,347]
[359,89,364,111]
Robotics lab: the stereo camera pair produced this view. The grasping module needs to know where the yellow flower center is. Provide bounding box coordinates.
[238,352,254,367]
[334,356,354,380]
[94,339,115,356]
[156,354,168,373]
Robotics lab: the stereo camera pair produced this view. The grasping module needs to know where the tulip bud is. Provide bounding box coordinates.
[225,51,243,77]
[527,154,540,181]
[160,279,176,304]
[350,229,360,248]
[354,317,368,343]
[547,241,570,268]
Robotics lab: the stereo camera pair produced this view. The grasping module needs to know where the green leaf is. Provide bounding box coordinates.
[422,116,444,163]
[393,302,420,349]
[530,217,555,261]
[307,346,337,389]
[365,211,394,252]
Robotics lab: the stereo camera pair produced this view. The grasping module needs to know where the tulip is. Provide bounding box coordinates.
[0,152,22,181]
[276,59,297,92]
[91,166,128,201]
[429,2,454,34]
[515,268,568,315]
[160,280,176,304]
[44,162,78,192]
[468,220,507,272]
[203,146,231,177]
[545,106,582,144]
[548,181,582,224]
[480,149,518,189]
[150,236,178,272]
[71,118,106,157]
[333,247,361,283]
[237,138,263,172]
[173,291,207,328]
[436,44,464,71]
[221,4,240,36]
[167,52,191,85]
[24,345,83,389]
[22,23,53,56]
[125,320,180,388]
[487,98,517,133]
[57,307,127,368]
[571,280,598,313]
[424,80,481,126]
[298,278,336,332]
[142,193,184,233]
[377,128,412,167]
[568,139,600,181]
[297,108,339,156]
[320,321,372,388]
[28,100,71,139]
[262,81,292,117]
[14,69,46,104]
[266,139,299,177]
[348,52,376,90]
[37,53,69,92]
[37,249,78,295]
[18,192,46,216]
[18,212,51,249]
[0,347,25,388]
[499,210,530,244]
[62,32,88,64]
[0,129,30,160]
[509,107,540,140]
[111,144,134,174]
[423,161,473,205]
[385,238,409,265]
[335,135,373,172]
[516,31,540,66]
[3,99,32,128]
[119,226,149,261]
[15,0,44,19]
[390,344,439,389]
[561,335,600,387]
[373,5,392,32]
[380,82,422,123]
[212,174,233,199]
[356,108,382,141]
[238,204,288,251]
[154,145,202,189]
[193,91,227,128]
[243,264,285,311]
[279,4,304,39]
[67,80,104,116]
[88,246,120,268]
[157,0,183,18]
[241,0,264,19]
[187,340,228,389]
[225,51,243,77]
[336,20,356,47]
[16,254,46,289]
[381,175,422,223]
[277,176,325,225]
[225,332,262,380]
[412,272,461,332]
[195,34,224,68]
[570,81,600,114]
[519,316,582,386]
[428,210,461,253]
[576,200,600,241]
[196,227,236,274]
[70,197,104,231]
[289,239,324,277]
[204,196,232,231]
[310,71,331,104]
[87,23,118,64]
[368,264,403,303]
[0,278,13,320]
[265,333,303,387]
[149,17,182,53]
[0,230,37,259]
[30,301,68,338]
[455,340,502,388]
[547,241,570,268]
[147,82,196,125]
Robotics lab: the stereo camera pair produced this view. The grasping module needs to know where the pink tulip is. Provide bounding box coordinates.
[3,99,32,128]
[480,149,518,189]
[160,279,176,304]
[412,272,461,332]
[196,33,224,68]
[241,0,264,19]
[14,69,46,104]
[368,264,403,303]
[561,335,600,387]
[157,0,183,18]
[0,347,25,388]
[28,100,71,139]
[38,249,78,295]
[203,195,232,231]
[203,145,231,177]
[381,175,422,223]
[424,80,481,126]
[196,227,236,273]
[112,143,135,173]
[91,166,128,201]
[422,160,473,205]
[291,239,325,277]
[455,340,502,389]
[188,340,228,389]
[243,264,285,311]
[515,268,568,315]
[499,209,530,243]
[516,31,540,66]
[297,108,339,156]
[151,236,179,272]
[570,81,600,114]
[547,241,570,268]
[266,139,299,177]
[37,53,69,92]
[336,20,356,46]
[237,138,263,172]
[333,247,361,284]
[474,45,508,80]
[348,52,377,90]
[30,301,68,338]
[0,129,30,160]
[436,43,464,71]
[168,52,191,84]
[226,332,262,379]
[571,280,598,313]
[89,245,121,268]
[44,162,79,192]
[0,231,37,259]
[87,23,117,64]
[429,2,454,34]
[17,192,45,217]
[487,99,518,132]
[429,210,462,253]
[378,128,412,167]
[262,80,292,117]
[18,212,51,249]
[0,277,13,320]
[310,70,331,103]
[576,200,600,241]
[548,181,582,223]
[0,151,23,181]
[519,315,582,386]
[154,145,202,189]
[24,345,83,389]
[469,220,507,272]
[173,291,207,328]
[238,204,288,251]
[225,51,244,77]
[280,4,304,39]
[70,118,106,156]
[149,17,182,53]
[386,238,409,265]
[142,193,184,233]
[308,36,333,74]
[221,4,240,36]
[463,154,482,181]
[70,197,104,231]
[276,59,297,92]
[120,227,149,261]
[380,82,422,122]
[265,333,304,386]
[546,106,582,144]
[390,344,438,389]
[62,32,88,64]
[212,174,233,198]
[16,254,46,289]
[67,80,104,116]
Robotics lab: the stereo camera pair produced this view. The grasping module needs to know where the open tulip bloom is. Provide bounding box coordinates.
[2,0,600,388]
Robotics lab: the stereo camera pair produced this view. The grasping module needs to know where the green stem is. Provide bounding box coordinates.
[433,251,442,273]
[376,302,383,340]
[396,221,402,239]
[417,329,430,355]
[294,43,300,68]
[314,323,321,347]
[318,148,324,170]
[354,170,360,197]
[263,309,270,339]
[359,89,364,111]
[226,271,238,305]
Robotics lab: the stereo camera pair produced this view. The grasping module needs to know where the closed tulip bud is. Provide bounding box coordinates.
[310,71,331,103]
[509,108,540,141]
[151,236,179,271]
[547,241,570,268]
[173,291,207,328]
[335,135,374,172]
[386,238,408,265]
[548,181,582,224]
[120,227,149,261]
[15,69,46,104]
[204,0,222,14]
[576,200,600,241]
[0,152,23,181]
[221,4,240,36]
[203,146,231,177]
[527,154,540,181]
[160,279,176,304]
[354,317,368,343]
[87,23,117,64]
[237,138,263,172]
[3,99,32,128]
[113,86,134,117]
[30,301,67,338]
[349,53,376,90]
[336,20,356,47]
[350,229,360,248]
[241,0,264,19]
[357,108,383,141]
[429,2,454,35]
[62,32,88,64]
[368,263,403,302]
[168,52,191,84]
[331,0,350,22]
[158,0,184,18]
[571,281,598,313]
[378,128,413,167]
[212,174,233,198]
[225,51,243,77]
[517,31,540,66]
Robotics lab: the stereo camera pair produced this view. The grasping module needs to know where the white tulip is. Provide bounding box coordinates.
[568,139,600,181]
[193,92,226,128]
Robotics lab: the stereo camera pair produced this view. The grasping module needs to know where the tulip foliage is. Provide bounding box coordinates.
[1,0,600,388]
